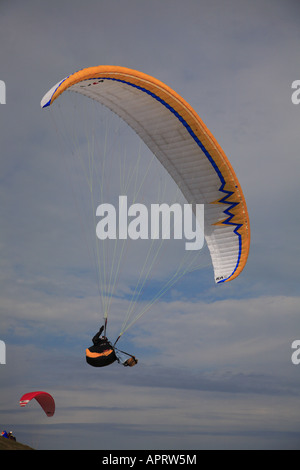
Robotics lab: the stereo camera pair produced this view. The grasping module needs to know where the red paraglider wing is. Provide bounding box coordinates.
[19,391,55,417]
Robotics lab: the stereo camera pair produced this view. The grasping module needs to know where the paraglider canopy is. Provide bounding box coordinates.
[41,65,250,285]
[19,391,55,417]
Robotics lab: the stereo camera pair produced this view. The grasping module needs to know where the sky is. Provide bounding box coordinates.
[0,0,300,451]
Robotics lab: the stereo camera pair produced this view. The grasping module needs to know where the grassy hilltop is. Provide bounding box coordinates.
[0,436,34,450]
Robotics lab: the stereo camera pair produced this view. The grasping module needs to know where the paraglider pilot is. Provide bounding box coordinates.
[86,325,117,367]
[86,325,138,368]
